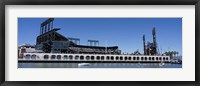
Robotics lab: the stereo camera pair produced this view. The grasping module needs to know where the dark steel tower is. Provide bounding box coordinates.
[152,27,157,54]
[143,34,146,55]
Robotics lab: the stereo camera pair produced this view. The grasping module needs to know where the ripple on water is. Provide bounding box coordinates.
[18,63,182,68]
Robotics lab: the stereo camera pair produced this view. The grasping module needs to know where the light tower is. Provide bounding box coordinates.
[152,27,157,54]
[143,34,146,55]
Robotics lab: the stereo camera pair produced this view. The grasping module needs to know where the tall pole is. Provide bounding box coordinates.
[152,27,157,54]
[143,34,146,55]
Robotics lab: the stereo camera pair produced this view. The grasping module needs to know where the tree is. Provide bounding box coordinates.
[164,51,179,59]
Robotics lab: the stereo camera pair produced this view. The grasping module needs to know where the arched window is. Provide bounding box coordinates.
[149,57,151,61]
[116,56,119,60]
[128,57,131,60]
[111,56,114,60]
[120,56,123,60]
[159,57,162,60]
[86,56,90,60]
[133,57,136,60]
[75,55,79,60]
[63,55,68,60]
[69,55,73,60]
[163,57,165,60]
[25,54,31,60]
[57,55,61,59]
[51,55,56,59]
[124,57,128,60]
[44,55,49,60]
[141,57,144,60]
[156,57,159,61]
[145,57,147,61]
[101,56,104,60]
[97,56,100,60]
[106,56,110,60]
[31,54,36,60]
[91,56,95,60]
[80,56,84,60]
[152,57,155,61]
[137,57,139,60]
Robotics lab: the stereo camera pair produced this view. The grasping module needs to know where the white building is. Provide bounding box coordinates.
[18,44,43,58]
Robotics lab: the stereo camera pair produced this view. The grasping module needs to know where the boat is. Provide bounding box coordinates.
[159,62,165,66]
[78,63,90,66]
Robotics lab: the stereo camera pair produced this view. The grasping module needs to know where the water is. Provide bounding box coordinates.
[18,63,182,68]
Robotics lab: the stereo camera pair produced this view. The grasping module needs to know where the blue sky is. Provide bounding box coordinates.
[18,18,182,55]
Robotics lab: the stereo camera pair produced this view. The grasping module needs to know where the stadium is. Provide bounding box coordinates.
[18,18,173,64]
[35,18,121,54]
